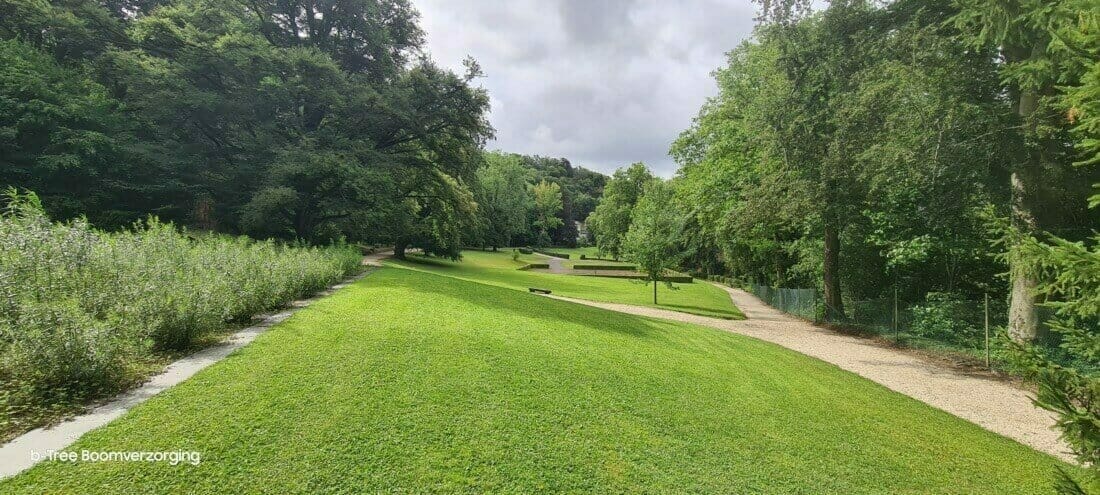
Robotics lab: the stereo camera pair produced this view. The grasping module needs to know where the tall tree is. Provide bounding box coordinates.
[954,0,1100,341]
[530,179,563,247]
[729,1,880,318]
[474,152,532,250]
[587,162,654,259]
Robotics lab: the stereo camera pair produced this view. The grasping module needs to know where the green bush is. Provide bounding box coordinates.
[909,292,981,345]
[518,247,533,255]
[0,191,362,436]
[533,249,570,259]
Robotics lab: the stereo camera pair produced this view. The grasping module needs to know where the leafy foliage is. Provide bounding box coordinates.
[0,0,492,250]
[473,152,532,249]
[622,180,684,303]
[0,190,361,439]
[530,180,564,247]
[1011,227,1100,492]
[586,163,654,259]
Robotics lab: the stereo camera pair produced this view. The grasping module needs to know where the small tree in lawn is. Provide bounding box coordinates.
[623,180,683,304]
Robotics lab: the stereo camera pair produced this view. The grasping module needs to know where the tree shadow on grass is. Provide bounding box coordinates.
[368,266,697,342]
[378,261,745,326]
[390,255,458,269]
[659,303,743,320]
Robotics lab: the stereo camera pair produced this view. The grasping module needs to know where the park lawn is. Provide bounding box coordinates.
[0,268,1066,493]
[391,250,742,319]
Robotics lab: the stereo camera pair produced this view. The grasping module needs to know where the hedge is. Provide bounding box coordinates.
[532,248,570,259]
[577,273,694,283]
[572,264,637,271]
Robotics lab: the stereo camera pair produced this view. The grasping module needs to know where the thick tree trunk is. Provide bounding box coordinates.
[1008,167,1041,341]
[394,240,407,260]
[823,224,845,320]
[1006,44,1043,342]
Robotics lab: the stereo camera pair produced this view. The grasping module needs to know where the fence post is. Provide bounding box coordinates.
[984,293,990,368]
[812,289,818,323]
[893,286,899,342]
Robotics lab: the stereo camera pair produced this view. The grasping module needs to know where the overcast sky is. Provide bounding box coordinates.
[416,0,759,177]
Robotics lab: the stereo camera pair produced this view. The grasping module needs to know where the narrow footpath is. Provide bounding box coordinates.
[547,285,1073,462]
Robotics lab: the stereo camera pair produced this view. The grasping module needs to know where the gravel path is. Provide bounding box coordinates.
[533,252,568,274]
[546,285,1073,462]
[362,249,395,266]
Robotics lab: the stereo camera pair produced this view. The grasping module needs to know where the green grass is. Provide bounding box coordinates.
[1,267,1066,493]
[391,250,743,319]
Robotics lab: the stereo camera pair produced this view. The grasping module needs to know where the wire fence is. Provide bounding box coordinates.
[702,272,1094,374]
[705,275,1015,367]
[748,284,818,321]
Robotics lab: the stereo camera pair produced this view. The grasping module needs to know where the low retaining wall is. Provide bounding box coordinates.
[576,272,693,283]
[532,248,570,259]
[572,264,637,271]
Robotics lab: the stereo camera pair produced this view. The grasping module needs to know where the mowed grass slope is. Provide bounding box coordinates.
[391,250,743,319]
[2,268,1064,493]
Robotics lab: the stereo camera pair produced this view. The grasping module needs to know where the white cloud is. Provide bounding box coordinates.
[416,0,759,177]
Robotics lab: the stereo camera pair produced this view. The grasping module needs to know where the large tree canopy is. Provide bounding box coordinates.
[464,151,606,250]
[0,0,492,252]
[586,162,654,259]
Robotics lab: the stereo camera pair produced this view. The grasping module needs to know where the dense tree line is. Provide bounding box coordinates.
[468,151,606,250]
[669,0,1098,333]
[0,0,492,258]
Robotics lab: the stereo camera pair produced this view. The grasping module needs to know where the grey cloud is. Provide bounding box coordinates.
[558,0,639,47]
[417,0,758,177]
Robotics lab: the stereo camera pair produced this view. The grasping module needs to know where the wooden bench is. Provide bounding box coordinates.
[528,287,552,294]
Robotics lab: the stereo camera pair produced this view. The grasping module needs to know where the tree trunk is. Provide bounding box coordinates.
[653,280,658,305]
[823,224,845,320]
[394,240,407,260]
[1008,165,1041,341]
[1006,43,1044,342]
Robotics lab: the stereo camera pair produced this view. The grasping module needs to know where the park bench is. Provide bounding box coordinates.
[528,287,552,294]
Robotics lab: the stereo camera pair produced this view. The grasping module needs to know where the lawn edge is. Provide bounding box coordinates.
[0,267,378,479]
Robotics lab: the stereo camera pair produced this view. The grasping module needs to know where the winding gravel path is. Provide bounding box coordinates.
[546,284,1073,462]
